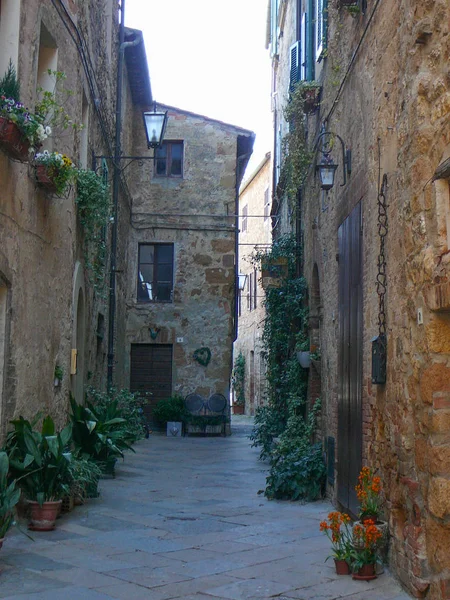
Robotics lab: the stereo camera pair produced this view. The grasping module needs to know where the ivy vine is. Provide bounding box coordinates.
[75,169,110,295]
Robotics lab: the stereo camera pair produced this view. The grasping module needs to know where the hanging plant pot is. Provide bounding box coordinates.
[352,563,377,580]
[297,351,311,369]
[334,559,351,575]
[300,87,321,114]
[0,116,30,162]
[35,164,58,192]
[28,500,62,531]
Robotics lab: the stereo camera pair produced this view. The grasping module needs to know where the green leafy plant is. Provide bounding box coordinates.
[250,405,285,461]
[0,451,21,538]
[152,395,188,424]
[35,151,76,195]
[344,4,361,16]
[350,519,383,570]
[54,364,64,381]
[310,349,321,361]
[69,395,134,474]
[0,61,20,101]
[231,352,245,406]
[75,169,110,294]
[5,416,73,506]
[68,454,102,502]
[264,441,326,501]
[86,387,148,444]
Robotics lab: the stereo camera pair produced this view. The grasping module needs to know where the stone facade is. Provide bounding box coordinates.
[124,104,254,424]
[234,153,272,415]
[268,0,450,597]
[0,2,148,435]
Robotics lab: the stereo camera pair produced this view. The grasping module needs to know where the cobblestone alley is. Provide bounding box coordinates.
[0,422,411,600]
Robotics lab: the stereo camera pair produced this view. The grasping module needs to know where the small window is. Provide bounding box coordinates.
[315,0,328,62]
[242,205,248,233]
[154,141,184,178]
[37,23,58,94]
[138,243,174,303]
[264,188,270,221]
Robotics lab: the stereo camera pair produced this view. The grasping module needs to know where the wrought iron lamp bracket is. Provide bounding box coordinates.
[315,131,351,187]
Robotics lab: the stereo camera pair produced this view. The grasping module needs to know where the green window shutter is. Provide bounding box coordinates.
[307,0,315,81]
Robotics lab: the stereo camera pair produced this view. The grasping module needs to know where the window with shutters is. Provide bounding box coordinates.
[154,141,183,178]
[289,41,300,92]
[242,205,248,233]
[137,243,174,303]
[315,0,328,62]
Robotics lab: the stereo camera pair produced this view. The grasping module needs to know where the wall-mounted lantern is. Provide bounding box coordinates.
[238,273,248,291]
[315,131,352,191]
[143,102,168,149]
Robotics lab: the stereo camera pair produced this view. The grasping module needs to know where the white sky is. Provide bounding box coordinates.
[125,0,273,176]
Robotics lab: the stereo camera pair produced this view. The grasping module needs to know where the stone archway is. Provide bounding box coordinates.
[71,262,86,404]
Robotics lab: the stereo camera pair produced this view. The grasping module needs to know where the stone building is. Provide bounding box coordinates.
[0,2,150,435]
[233,152,272,415]
[268,0,450,597]
[124,103,254,424]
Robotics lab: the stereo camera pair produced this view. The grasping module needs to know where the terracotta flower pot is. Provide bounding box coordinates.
[35,164,57,192]
[334,558,351,575]
[28,500,62,531]
[0,116,30,162]
[352,563,377,580]
[233,404,245,415]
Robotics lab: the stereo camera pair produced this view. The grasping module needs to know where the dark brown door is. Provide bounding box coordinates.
[337,201,363,515]
[130,344,173,423]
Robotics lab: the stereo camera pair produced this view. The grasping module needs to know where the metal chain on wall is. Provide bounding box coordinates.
[377,173,388,338]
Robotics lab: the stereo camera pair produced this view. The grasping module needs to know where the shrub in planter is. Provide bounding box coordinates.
[34,151,76,194]
[5,416,73,530]
[153,395,188,425]
[68,454,103,503]
[69,395,134,474]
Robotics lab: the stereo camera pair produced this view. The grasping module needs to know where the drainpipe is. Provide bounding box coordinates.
[107,0,140,390]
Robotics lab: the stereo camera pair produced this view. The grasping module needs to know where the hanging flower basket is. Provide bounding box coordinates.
[35,164,58,192]
[0,116,30,161]
[301,86,321,114]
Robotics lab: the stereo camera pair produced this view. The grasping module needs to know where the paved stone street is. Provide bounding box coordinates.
[0,420,411,599]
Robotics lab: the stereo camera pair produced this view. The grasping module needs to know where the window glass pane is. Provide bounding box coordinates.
[156,145,167,159]
[157,245,173,262]
[138,282,153,301]
[139,265,154,283]
[140,245,154,263]
[170,157,182,176]
[157,265,172,281]
[156,158,167,175]
[156,283,172,302]
[171,143,183,159]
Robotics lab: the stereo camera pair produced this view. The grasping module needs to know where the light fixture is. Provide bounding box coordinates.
[143,102,168,149]
[316,154,338,191]
[315,131,351,191]
[237,273,247,291]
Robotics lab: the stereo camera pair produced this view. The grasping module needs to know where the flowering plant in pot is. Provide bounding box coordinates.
[34,151,75,194]
[5,415,73,531]
[355,466,382,523]
[350,518,382,579]
[320,511,353,574]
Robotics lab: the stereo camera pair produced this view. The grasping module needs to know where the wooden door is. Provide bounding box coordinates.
[130,344,173,423]
[337,201,363,515]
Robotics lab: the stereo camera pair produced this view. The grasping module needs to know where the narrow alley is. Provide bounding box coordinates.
[0,422,410,600]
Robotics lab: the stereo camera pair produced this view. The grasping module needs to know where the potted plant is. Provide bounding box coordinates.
[231,352,245,414]
[68,454,103,503]
[34,151,75,194]
[152,395,187,436]
[69,395,134,475]
[320,511,353,574]
[293,81,322,114]
[350,519,382,580]
[0,451,21,548]
[5,415,73,531]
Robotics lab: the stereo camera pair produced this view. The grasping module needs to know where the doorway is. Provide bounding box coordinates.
[337,201,363,515]
[130,344,173,424]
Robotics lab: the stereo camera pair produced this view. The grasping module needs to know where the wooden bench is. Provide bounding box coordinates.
[184,393,229,436]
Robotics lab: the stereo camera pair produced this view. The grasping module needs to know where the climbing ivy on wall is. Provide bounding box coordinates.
[231,352,246,407]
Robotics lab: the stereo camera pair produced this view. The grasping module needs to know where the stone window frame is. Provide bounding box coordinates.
[137,243,174,304]
[154,140,184,178]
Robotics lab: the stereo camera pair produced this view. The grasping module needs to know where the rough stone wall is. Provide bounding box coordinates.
[125,105,253,416]
[234,154,272,415]
[272,0,450,596]
[0,0,118,435]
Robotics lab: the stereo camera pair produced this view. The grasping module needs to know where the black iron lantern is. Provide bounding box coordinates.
[143,103,168,149]
[316,154,338,191]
